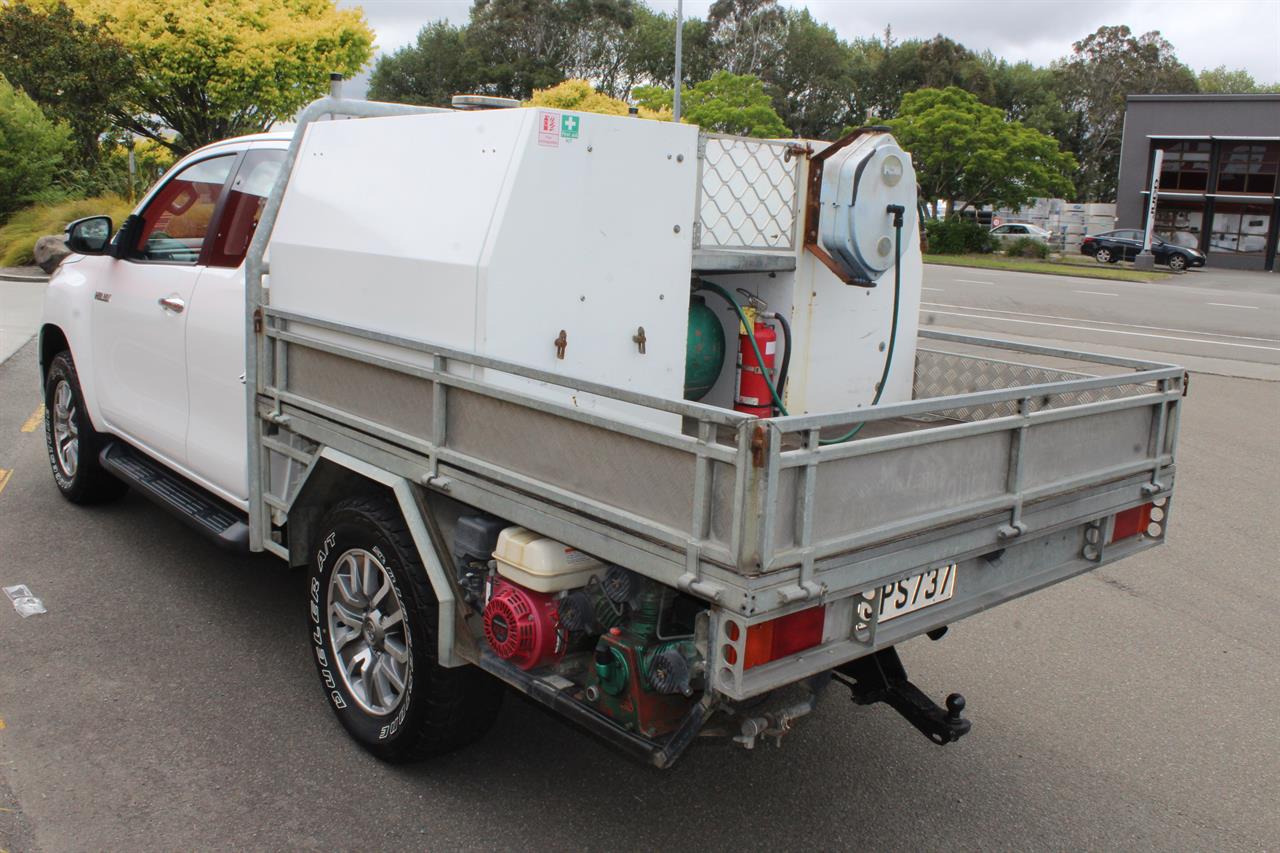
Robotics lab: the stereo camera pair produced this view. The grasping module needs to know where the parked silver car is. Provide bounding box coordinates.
[989,222,1051,244]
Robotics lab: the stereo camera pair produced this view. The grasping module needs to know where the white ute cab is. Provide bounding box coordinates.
[43,134,288,511]
[37,93,1184,768]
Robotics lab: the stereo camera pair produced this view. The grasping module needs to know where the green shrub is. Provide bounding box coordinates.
[1005,236,1049,259]
[0,194,132,267]
[924,218,993,254]
[0,73,72,221]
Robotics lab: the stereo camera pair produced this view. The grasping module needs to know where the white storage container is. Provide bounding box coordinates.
[492,527,605,592]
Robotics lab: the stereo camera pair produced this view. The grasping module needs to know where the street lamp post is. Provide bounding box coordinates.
[672,0,683,122]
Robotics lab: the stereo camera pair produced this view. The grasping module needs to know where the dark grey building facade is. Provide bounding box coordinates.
[1116,94,1280,271]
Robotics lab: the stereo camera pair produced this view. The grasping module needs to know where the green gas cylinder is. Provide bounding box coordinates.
[684,295,726,401]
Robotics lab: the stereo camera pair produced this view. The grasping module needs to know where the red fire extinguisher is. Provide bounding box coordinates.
[734,312,777,418]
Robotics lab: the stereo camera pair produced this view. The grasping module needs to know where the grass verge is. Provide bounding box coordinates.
[0,195,132,267]
[925,253,1171,283]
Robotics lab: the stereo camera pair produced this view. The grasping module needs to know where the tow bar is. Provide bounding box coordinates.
[833,647,971,745]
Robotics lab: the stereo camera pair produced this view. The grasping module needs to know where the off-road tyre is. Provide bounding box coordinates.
[308,495,503,762]
[43,351,127,504]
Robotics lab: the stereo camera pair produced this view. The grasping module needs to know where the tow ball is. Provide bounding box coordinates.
[833,647,971,745]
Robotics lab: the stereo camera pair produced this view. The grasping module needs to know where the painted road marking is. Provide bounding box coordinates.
[921,301,1280,344]
[1074,290,1118,297]
[0,717,5,730]
[955,279,994,285]
[20,404,43,432]
[0,469,10,496]
[920,309,1280,352]
[1207,302,1258,310]
[922,287,944,292]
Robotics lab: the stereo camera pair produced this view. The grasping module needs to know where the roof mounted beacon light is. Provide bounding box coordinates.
[817,133,917,284]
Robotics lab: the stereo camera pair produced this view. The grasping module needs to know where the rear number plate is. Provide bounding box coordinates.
[878,564,958,622]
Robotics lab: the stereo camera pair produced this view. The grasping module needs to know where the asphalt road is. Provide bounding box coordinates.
[921,265,1280,378]
[1,268,1278,851]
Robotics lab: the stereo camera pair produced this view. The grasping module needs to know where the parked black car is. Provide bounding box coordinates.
[1080,229,1206,271]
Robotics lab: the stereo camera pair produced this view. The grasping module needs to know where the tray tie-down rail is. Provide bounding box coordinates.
[833,646,971,745]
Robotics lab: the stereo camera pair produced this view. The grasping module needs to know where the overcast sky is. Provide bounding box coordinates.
[340,0,1280,83]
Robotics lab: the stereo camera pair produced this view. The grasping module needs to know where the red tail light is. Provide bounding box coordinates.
[743,605,825,670]
[1082,236,1095,243]
[1110,503,1153,543]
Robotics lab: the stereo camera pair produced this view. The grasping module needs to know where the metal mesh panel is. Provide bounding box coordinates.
[913,349,1152,422]
[696,134,800,250]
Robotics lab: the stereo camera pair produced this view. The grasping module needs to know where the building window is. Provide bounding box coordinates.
[1153,202,1205,250]
[1216,141,1279,195]
[1209,203,1271,255]
[1156,140,1211,191]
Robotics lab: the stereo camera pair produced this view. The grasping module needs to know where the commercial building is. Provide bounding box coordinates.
[1116,94,1280,272]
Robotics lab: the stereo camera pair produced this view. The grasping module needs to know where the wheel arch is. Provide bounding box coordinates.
[286,448,465,667]
[38,323,108,432]
[37,323,69,383]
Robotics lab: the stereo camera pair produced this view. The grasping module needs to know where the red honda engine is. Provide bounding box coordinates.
[482,578,565,670]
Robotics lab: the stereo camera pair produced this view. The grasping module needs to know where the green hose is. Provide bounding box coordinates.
[692,209,904,446]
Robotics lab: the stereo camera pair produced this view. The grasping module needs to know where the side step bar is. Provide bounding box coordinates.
[100,443,250,551]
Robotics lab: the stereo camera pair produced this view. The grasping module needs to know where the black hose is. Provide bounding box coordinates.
[817,205,904,445]
[772,309,792,412]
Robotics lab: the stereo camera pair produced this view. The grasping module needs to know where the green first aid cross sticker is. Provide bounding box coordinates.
[561,114,580,138]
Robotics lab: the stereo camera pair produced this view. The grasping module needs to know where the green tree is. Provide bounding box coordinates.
[1197,65,1280,94]
[706,0,786,77]
[368,21,481,107]
[463,0,641,100]
[846,29,928,121]
[1053,25,1198,201]
[0,2,134,167]
[887,86,1075,217]
[0,73,71,219]
[636,71,788,137]
[762,9,855,139]
[527,78,628,115]
[916,36,993,103]
[47,0,374,155]
[983,57,1071,139]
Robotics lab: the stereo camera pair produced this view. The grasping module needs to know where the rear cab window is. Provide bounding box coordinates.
[207,148,286,268]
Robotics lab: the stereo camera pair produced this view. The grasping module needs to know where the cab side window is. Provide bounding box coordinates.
[134,154,237,264]
[207,149,286,268]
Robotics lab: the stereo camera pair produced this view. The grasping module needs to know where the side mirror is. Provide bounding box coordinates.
[65,215,113,255]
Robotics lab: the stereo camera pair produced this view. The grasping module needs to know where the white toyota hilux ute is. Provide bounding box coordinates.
[37,97,1183,769]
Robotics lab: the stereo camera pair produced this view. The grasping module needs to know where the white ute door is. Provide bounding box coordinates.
[186,148,285,502]
[91,153,238,467]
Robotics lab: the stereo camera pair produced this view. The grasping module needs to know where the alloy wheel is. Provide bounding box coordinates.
[326,548,411,715]
[51,380,79,478]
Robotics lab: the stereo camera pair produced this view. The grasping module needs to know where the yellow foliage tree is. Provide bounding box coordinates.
[35,0,374,153]
[526,79,671,121]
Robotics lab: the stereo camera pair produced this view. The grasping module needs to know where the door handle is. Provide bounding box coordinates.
[158,296,185,314]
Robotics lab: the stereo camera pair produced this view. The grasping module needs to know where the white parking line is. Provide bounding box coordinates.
[920,301,1280,344]
[1207,302,1259,310]
[1074,290,1118,297]
[954,279,994,285]
[920,309,1280,352]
